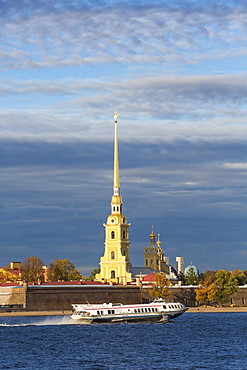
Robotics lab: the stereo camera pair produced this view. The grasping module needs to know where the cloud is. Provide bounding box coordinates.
[1,1,247,70]
[222,162,247,170]
[1,0,247,273]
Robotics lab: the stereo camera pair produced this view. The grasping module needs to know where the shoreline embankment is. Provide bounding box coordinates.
[1,307,247,317]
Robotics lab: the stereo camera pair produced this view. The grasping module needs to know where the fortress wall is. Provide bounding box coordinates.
[25,286,142,311]
[2,285,247,311]
[0,286,26,308]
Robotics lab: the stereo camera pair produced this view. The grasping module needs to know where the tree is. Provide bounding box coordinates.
[232,269,247,286]
[88,268,100,281]
[21,256,44,282]
[195,275,218,305]
[184,267,199,285]
[177,272,186,285]
[149,272,171,299]
[0,268,18,283]
[214,270,238,305]
[200,270,216,281]
[47,259,83,281]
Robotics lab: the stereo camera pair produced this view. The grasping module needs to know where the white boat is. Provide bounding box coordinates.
[70,298,188,324]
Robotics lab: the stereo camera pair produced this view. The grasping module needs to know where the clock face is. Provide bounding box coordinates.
[110,218,115,224]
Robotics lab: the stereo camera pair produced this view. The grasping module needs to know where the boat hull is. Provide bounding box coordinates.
[70,313,170,324]
[70,299,188,324]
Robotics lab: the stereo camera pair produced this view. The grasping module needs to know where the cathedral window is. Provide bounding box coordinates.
[111,270,115,279]
[151,259,153,265]
[145,259,148,266]
[116,206,119,212]
[111,231,115,239]
[111,251,115,259]
[123,230,126,239]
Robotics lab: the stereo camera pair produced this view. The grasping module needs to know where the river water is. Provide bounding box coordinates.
[0,312,247,369]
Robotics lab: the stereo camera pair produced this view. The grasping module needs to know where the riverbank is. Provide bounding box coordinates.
[0,310,72,317]
[187,306,247,313]
[1,307,247,316]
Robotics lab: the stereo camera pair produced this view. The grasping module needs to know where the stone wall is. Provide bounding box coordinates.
[2,285,247,311]
[141,286,247,307]
[26,285,142,311]
[0,286,26,308]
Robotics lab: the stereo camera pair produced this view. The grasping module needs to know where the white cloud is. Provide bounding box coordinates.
[222,162,247,170]
[1,1,247,69]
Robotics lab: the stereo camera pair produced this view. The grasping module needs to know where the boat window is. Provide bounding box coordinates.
[155,308,158,312]
[163,305,167,309]
[148,308,151,312]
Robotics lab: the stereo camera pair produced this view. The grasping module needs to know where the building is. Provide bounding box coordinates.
[176,257,185,275]
[144,227,169,274]
[184,262,199,277]
[95,113,132,284]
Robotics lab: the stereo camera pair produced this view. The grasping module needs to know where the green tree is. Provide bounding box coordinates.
[47,259,83,281]
[177,272,186,285]
[149,272,171,299]
[214,270,238,305]
[232,269,247,286]
[88,268,100,281]
[21,256,44,282]
[184,267,199,285]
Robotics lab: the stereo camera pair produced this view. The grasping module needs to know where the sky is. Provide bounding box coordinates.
[0,0,247,276]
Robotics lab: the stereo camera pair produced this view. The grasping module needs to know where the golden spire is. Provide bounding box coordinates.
[113,111,120,195]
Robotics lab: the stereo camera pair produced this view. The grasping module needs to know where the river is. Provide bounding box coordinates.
[0,312,246,369]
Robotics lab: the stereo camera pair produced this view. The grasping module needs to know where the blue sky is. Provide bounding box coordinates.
[0,0,247,275]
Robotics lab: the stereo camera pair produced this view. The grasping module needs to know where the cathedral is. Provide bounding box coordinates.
[95,113,132,284]
[95,113,184,284]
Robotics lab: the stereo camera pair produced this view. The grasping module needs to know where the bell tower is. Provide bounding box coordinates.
[95,112,132,284]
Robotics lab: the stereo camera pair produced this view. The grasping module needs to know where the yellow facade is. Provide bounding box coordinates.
[144,230,170,275]
[95,113,132,284]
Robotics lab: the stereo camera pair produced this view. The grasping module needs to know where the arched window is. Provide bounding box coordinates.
[145,259,148,266]
[111,251,115,259]
[111,231,115,239]
[123,230,126,239]
[113,206,115,212]
[111,270,115,279]
[116,206,119,212]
